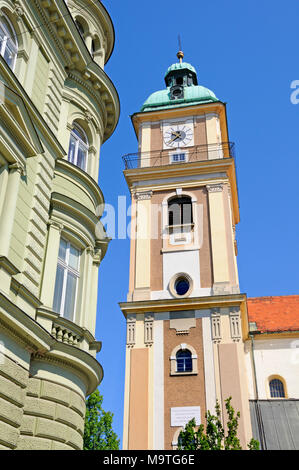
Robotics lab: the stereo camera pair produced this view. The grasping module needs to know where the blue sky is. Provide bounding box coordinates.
[95,0,299,446]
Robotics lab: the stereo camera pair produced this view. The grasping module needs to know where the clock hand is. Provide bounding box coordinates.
[168,131,182,144]
[168,134,180,144]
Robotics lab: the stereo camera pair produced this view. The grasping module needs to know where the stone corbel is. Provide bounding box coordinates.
[92,248,102,266]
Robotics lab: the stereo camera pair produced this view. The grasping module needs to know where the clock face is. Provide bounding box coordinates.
[164,124,193,148]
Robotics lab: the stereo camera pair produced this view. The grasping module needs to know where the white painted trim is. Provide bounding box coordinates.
[153,319,164,450]
[201,313,217,413]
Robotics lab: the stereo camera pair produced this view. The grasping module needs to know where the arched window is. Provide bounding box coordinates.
[53,238,80,322]
[75,19,85,38]
[269,378,285,398]
[168,196,193,227]
[176,349,192,373]
[91,39,96,58]
[67,123,88,171]
[0,15,18,70]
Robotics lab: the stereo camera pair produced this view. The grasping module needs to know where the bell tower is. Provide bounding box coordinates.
[120,53,252,450]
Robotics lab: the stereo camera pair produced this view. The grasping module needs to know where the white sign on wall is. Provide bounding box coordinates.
[171,406,201,427]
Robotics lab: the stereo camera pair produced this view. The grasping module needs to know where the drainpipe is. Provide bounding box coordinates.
[250,333,267,450]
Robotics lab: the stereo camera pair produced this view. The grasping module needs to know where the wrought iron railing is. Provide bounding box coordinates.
[123,141,235,170]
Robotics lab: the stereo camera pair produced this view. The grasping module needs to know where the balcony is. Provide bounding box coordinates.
[123,141,235,170]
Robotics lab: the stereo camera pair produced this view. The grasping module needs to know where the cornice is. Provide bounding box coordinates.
[54,158,104,209]
[51,191,100,234]
[119,293,247,316]
[33,0,71,66]
[32,341,103,395]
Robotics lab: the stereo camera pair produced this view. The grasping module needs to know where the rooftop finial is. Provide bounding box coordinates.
[177,34,184,63]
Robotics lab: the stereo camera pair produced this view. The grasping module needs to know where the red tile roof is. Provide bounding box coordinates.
[247,295,299,333]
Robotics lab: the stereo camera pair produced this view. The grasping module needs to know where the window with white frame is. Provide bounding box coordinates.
[67,123,88,171]
[171,152,187,163]
[53,238,80,321]
[176,349,193,372]
[0,15,18,71]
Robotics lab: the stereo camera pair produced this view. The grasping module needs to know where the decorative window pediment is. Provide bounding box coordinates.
[0,83,44,165]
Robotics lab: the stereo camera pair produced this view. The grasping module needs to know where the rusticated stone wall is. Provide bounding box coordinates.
[17,377,86,450]
[0,354,29,449]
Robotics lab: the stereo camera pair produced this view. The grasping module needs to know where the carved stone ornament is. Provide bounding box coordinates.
[133,191,153,201]
[14,2,24,17]
[144,314,154,346]
[211,308,221,342]
[206,184,224,193]
[229,308,241,341]
[127,316,136,347]
[84,110,92,123]
[93,248,102,266]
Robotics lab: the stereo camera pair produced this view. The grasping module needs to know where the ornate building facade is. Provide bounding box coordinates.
[120,53,299,450]
[0,0,119,450]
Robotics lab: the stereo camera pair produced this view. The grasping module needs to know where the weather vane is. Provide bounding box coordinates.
[177,34,184,63]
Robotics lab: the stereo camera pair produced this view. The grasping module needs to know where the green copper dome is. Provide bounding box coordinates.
[141,86,218,112]
[141,59,219,112]
[164,61,197,77]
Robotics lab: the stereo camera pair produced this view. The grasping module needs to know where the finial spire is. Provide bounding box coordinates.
[177,34,184,63]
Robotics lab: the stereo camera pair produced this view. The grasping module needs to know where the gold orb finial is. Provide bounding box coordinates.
[177,50,184,63]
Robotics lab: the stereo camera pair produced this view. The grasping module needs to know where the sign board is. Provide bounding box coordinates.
[171,406,201,427]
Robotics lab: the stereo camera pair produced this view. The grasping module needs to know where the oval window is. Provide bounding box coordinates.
[175,277,190,296]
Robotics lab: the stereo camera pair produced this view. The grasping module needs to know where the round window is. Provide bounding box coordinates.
[174,277,190,296]
[169,272,193,298]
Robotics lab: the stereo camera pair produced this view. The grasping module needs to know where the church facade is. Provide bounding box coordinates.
[120,53,299,451]
[0,0,119,450]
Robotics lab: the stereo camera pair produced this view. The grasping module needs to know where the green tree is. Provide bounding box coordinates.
[178,397,259,451]
[83,389,120,450]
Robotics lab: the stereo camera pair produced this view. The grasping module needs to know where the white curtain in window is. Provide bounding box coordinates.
[0,16,18,71]
[67,124,88,171]
[53,239,80,322]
